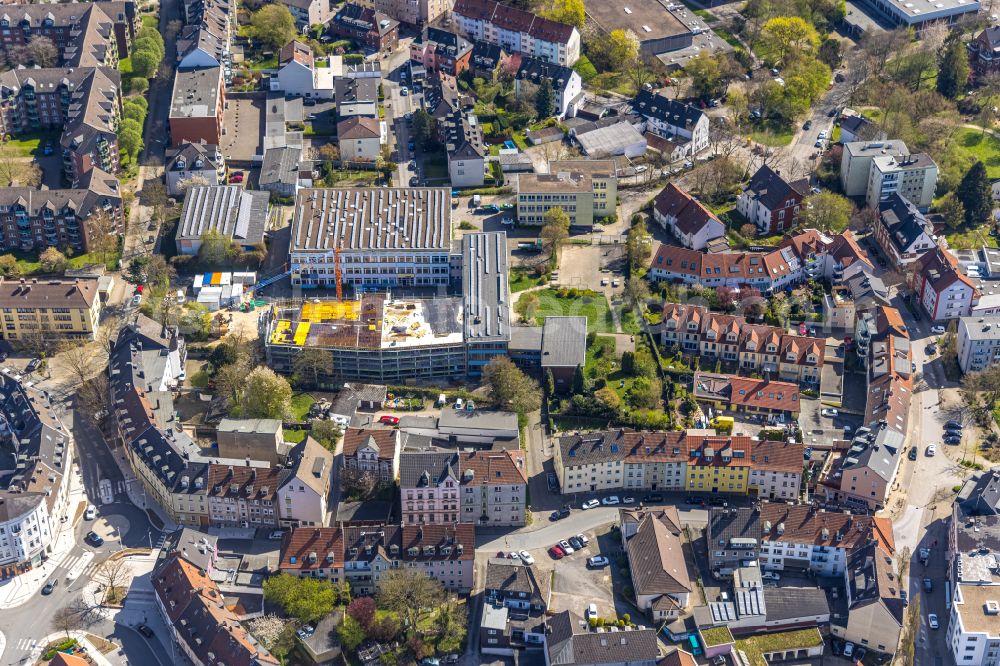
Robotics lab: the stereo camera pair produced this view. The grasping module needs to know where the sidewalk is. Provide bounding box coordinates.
[0,463,89,609]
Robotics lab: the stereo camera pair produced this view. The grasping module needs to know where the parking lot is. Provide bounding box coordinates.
[555,244,626,296]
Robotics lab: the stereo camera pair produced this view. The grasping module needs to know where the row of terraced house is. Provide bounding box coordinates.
[554,429,805,501]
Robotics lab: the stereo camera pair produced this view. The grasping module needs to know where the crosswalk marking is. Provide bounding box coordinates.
[117,481,126,494]
[15,638,38,650]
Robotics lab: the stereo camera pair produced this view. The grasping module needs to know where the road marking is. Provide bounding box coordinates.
[64,550,95,583]
[15,638,37,650]
[99,478,114,505]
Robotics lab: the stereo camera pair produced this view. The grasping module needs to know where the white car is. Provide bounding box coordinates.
[576,533,590,545]
[762,571,781,581]
[601,496,620,506]
[518,550,535,565]
[587,603,598,619]
[84,505,96,520]
[268,530,284,540]
[634,165,648,173]
[928,613,939,629]
[818,130,828,139]
[558,540,575,554]
[931,325,946,335]
[926,444,937,457]
[587,555,609,568]
[820,408,838,417]
[623,496,635,504]
[843,642,855,658]
[500,217,514,226]
[581,499,599,510]
[330,415,349,426]
[130,294,142,308]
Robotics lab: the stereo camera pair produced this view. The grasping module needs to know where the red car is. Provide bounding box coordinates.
[229,171,245,183]
[379,415,400,426]
[548,545,565,559]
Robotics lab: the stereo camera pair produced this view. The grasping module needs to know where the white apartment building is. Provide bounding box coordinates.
[865,153,938,210]
[289,188,453,288]
[957,316,1000,374]
[840,140,909,198]
[451,0,580,66]
[948,585,1000,666]
[0,495,53,568]
[633,91,710,156]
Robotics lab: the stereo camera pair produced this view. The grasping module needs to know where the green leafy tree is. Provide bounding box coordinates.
[540,206,570,261]
[310,421,341,452]
[410,109,436,148]
[936,192,966,230]
[198,229,237,267]
[133,36,165,61]
[957,161,993,227]
[759,17,820,65]
[572,364,586,395]
[250,5,297,50]
[800,191,853,233]
[131,47,160,78]
[483,356,542,413]
[240,366,293,419]
[119,120,143,161]
[262,574,344,623]
[337,615,365,651]
[0,254,19,276]
[545,369,555,397]
[626,376,662,409]
[534,77,555,119]
[685,51,724,101]
[937,37,970,99]
[818,38,842,69]
[543,0,585,28]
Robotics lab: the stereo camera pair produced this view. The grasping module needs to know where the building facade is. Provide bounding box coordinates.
[0,278,102,342]
[912,247,980,322]
[736,166,809,236]
[957,316,1000,374]
[653,183,726,250]
[515,160,616,229]
[451,0,580,66]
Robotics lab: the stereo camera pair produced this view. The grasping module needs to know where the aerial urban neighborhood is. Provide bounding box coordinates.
[3,0,1000,663]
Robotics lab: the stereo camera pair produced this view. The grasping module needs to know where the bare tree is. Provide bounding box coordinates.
[58,339,103,386]
[94,557,132,605]
[27,36,59,67]
[292,348,331,389]
[87,211,121,265]
[51,606,79,638]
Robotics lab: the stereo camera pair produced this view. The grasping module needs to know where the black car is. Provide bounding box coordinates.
[644,493,664,503]
[0,351,7,362]
[945,428,963,437]
[908,446,918,460]
[549,506,571,521]
[803,120,812,130]
[945,420,963,430]
[923,577,933,592]
[136,624,154,639]
[41,579,57,595]
[707,496,728,507]
[86,530,104,547]
[944,435,962,445]
[568,536,583,550]
[686,496,705,506]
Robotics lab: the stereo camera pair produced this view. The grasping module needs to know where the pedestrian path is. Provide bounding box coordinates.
[60,551,98,583]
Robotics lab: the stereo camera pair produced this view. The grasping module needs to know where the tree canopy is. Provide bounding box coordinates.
[957,161,993,227]
[250,5,297,49]
[239,366,293,419]
[262,574,349,623]
[542,0,585,29]
[800,191,853,234]
[759,17,820,65]
[483,356,542,413]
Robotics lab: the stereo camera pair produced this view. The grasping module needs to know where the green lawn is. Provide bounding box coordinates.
[284,428,307,443]
[9,247,122,275]
[586,71,635,97]
[945,225,999,250]
[510,267,546,293]
[954,127,1000,178]
[831,125,841,143]
[620,307,642,334]
[3,130,60,157]
[290,393,315,421]
[750,125,794,146]
[247,56,278,70]
[525,288,614,333]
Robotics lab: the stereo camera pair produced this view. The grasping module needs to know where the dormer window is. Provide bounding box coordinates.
[786,352,796,361]
[747,341,757,351]
[766,344,776,353]
[706,330,716,340]
[176,158,186,170]
[687,322,697,331]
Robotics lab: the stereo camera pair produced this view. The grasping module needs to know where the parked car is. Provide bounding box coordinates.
[803,120,812,130]
[587,555,609,568]
[41,579,57,595]
[644,493,664,503]
[761,572,781,581]
[548,545,565,559]
[707,496,728,507]
[926,444,937,456]
[378,415,400,426]
[86,531,104,547]
[130,294,142,308]
[821,408,838,417]
[575,533,589,546]
[25,358,41,373]
[519,550,535,565]
[686,496,705,506]
[558,540,574,554]
[944,435,962,445]
[297,625,315,640]
[908,446,918,461]
[923,577,933,592]
[136,624,154,639]
[930,325,946,335]
[945,420,963,430]
[568,536,583,550]
[581,499,599,510]
[85,505,97,520]
[229,171,244,183]
[601,496,620,506]
[586,603,598,619]
[843,642,855,658]
[622,496,635,504]
[550,505,571,520]
[268,530,284,540]
[928,613,939,629]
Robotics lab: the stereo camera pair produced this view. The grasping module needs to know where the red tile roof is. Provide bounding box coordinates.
[686,435,752,466]
[725,375,801,413]
[342,427,397,460]
[279,527,344,571]
[750,438,804,473]
[654,183,722,236]
[460,450,527,485]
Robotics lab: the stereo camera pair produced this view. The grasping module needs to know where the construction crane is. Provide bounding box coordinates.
[334,245,343,300]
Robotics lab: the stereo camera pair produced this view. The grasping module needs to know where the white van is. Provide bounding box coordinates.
[454,398,464,410]
[438,393,447,406]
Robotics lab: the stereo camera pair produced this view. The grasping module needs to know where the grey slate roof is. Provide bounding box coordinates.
[398,451,458,488]
[0,493,45,522]
[878,193,931,254]
[633,90,705,130]
[625,513,691,597]
[708,507,761,547]
[260,147,302,188]
[545,611,659,666]
[508,325,543,352]
[559,431,630,466]
[843,263,890,309]
[217,418,282,435]
[541,316,587,369]
[958,470,1000,516]
[484,559,549,607]
[841,425,903,482]
[743,165,808,211]
[844,541,904,625]
[178,185,270,245]
[761,586,830,622]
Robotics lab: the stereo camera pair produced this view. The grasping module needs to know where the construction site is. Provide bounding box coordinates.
[263,293,469,384]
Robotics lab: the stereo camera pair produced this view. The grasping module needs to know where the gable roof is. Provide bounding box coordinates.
[545,610,660,666]
[878,193,932,253]
[280,527,344,571]
[625,513,692,597]
[337,115,381,139]
[342,427,396,459]
[654,183,723,236]
[633,90,705,130]
[484,559,550,607]
[743,165,809,211]
[915,246,980,296]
